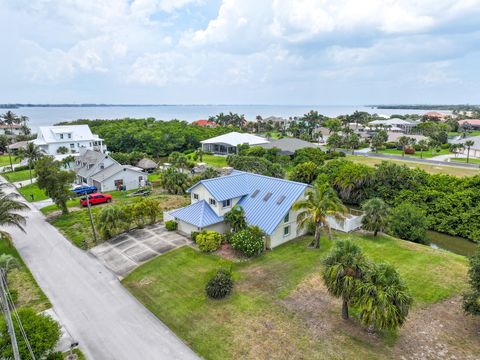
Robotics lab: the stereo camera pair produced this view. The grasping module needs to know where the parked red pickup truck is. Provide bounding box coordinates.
[80,193,112,207]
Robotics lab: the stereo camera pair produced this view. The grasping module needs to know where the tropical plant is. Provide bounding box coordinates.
[361,198,389,237]
[417,139,429,159]
[96,205,125,239]
[0,111,21,168]
[165,220,177,231]
[465,140,475,163]
[138,198,162,224]
[463,245,480,315]
[196,231,222,252]
[0,254,19,284]
[326,132,343,152]
[323,240,368,319]
[370,130,388,153]
[346,133,360,154]
[205,269,234,299]
[224,205,247,233]
[159,167,189,194]
[355,262,412,330]
[16,142,43,184]
[290,161,320,184]
[56,146,69,154]
[168,152,190,170]
[230,226,264,257]
[398,136,412,157]
[389,203,427,244]
[0,190,28,246]
[293,180,346,248]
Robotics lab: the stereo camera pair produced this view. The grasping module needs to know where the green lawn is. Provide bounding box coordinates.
[201,154,228,168]
[2,169,35,183]
[17,183,48,202]
[347,155,480,177]
[148,173,161,182]
[123,233,468,360]
[450,157,480,164]
[376,148,451,159]
[0,239,50,312]
[0,154,19,167]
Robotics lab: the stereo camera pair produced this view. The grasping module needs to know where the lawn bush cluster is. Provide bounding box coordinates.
[230,226,264,257]
[195,231,222,252]
[205,269,233,299]
[165,220,178,231]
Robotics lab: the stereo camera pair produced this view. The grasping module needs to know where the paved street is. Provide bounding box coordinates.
[2,180,199,360]
[90,225,190,277]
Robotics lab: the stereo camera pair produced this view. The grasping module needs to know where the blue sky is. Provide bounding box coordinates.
[1,0,480,105]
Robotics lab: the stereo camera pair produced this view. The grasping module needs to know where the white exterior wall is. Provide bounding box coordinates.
[327,214,364,233]
[43,140,103,155]
[0,128,22,136]
[190,184,240,216]
[268,203,308,249]
[99,170,146,192]
[176,221,198,236]
[175,220,227,237]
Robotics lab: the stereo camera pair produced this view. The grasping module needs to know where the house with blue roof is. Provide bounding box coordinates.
[168,171,310,248]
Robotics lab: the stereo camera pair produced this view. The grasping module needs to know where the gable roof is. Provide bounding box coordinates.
[35,125,102,144]
[458,119,480,126]
[200,132,268,147]
[260,138,318,155]
[368,118,413,126]
[170,200,224,228]
[188,171,308,235]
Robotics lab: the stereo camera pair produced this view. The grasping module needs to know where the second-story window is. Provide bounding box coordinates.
[68,133,72,139]
[209,198,216,206]
[60,134,64,139]
[193,193,199,200]
[222,199,231,208]
[284,212,289,223]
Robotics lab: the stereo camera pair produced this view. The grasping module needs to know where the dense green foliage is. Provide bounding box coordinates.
[0,190,28,245]
[110,151,148,165]
[226,154,284,178]
[196,231,222,252]
[0,308,61,359]
[293,147,326,166]
[165,220,178,231]
[463,246,480,315]
[58,119,231,156]
[158,168,190,194]
[230,226,264,257]
[389,203,428,243]
[290,161,320,184]
[223,205,247,233]
[361,198,390,237]
[205,269,234,299]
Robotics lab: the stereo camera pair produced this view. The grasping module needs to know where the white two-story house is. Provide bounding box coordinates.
[34,125,106,156]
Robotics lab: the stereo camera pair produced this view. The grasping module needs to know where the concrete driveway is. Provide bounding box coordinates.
[90,224,191,277]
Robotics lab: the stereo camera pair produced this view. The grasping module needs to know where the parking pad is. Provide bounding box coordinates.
[89,225,191,277]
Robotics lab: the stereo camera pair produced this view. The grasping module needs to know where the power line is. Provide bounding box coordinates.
[0,269,20,360]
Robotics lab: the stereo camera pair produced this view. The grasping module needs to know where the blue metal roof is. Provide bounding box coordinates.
[169,200,224,228]
[188,171,308,235]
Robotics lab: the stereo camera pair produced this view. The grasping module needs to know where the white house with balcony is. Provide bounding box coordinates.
[201,132,268,155]
[33,125,107,156]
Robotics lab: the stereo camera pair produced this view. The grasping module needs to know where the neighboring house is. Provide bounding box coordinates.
[201,132,268,155]
[386,132,428,143]
[368,118,418,133]
[451,136,480,158]
[314,127,331,143]
[74,149,146,191]
[0,124,22,136]
[423,111,447,121]
[458,119,480,129]
[192,119,217,127]
[7,140,29,151]
[260,116,289,129]
[260,138,319,156]
[33,125,107,156]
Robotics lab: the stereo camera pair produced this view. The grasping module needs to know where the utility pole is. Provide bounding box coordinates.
[84,191,97,244]
[0,270,20,360]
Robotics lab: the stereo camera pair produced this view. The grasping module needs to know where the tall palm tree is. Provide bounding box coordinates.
[465,140,475,163]
[293,181,346,248]
[0,111,21,169]
[16,142,43,184]
[323,240,368,320]
[361,198,389,237]
[417,139,428,159]
[354,262,412,330]
[0,190,28,246]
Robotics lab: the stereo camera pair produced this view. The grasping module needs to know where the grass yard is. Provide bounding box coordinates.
[0,239,50,312]
[0,154,19,167]
[123,233,473,360]
[17,183,48,202]
[2,169,35,183]
[48,193,189,248]
[376,148,451,159]
[347,155,480,177]
[201,154,228,168]
[450,157,480,164]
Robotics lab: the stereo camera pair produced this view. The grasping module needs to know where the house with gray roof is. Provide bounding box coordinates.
[259,138,319,156]
[74,149,146,192]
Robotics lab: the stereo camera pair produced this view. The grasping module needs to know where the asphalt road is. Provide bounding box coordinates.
[2,182,199,360]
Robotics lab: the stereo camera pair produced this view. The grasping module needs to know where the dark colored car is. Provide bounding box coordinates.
[80,193,112,207]
[72,185,97,196]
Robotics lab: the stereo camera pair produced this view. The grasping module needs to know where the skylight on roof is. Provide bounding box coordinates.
[263,192,272,201]
[251,189,260,198]
[276,195,286,205]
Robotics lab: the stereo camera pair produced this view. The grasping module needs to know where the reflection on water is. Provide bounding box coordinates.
[427,231,477,257]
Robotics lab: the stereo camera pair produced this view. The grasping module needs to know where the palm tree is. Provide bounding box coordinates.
[0,111,21,169]
[224,205,247,233]
[465,140,475,163]
[16,142,43,184]
[354,262,412,330]
[0,254,19,284]
[323,240,368,320]
[361,198,389,237]
[96,205,125,240]
[0,190,28,246]
[417,139,428,159]
[293,181,346,249]
[398,136,411,157]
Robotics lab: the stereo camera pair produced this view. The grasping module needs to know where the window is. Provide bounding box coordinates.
[193,193,199,200]
[70,143,75,149]
[60,134,64,139]
[284,212,289,223]
[222,199,231,208]
[114,179,124,187]
[283,226,290,236]
[68,133,72,139]
[209,198,216,206]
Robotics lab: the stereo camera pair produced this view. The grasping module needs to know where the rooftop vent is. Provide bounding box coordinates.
[263,192,272,201]
[251,189,260,198]
[276,195,286,205]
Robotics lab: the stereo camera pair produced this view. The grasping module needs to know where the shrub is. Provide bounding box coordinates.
[165,220,177,231]
[205,269,233,299]
[230,226,264,257]
[385,142,397,149]
[196,231,222,252]
[404,146,415,155]
[191,231,201,242]
[389,203,427,243]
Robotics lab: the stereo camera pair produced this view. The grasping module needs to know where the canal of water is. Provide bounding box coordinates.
[427,231,477,257]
